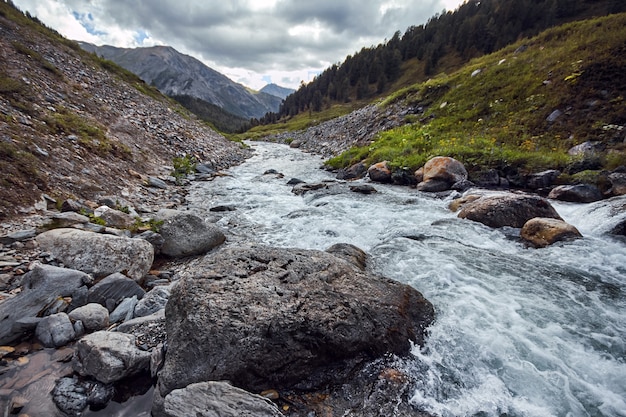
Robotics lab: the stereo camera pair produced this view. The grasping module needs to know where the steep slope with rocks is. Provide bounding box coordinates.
[0,3,249,220]
[79,43,283,119]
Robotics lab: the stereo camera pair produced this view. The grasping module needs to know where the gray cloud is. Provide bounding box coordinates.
[13,0,462,88]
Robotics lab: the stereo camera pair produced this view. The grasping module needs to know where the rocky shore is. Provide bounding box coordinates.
[0,160,439,417]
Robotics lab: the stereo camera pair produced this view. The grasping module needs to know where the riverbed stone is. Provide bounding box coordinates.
[526,169,560,190]
[68,303,110,331]
[608,172,626,196]
[157,211,225,257]
[548,184,603,203]
[94,206,135,229]
[457,193,562,228]
[36,228,154,281]
[521,217,583,248]
[0,264,90,345]
[35,313,76,347]
[134,285,171,317]
[155,244,434,406]
[88,272,145,312]
[367,161,393,183]
[73,331,151,384]
[418,156,468,191]
[337,161,368,180]
[159,381,283,417]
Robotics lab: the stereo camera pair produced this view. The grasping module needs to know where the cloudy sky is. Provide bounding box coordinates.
[13,0,465,90]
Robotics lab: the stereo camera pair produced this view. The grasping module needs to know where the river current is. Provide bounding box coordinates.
[186,141,626,417]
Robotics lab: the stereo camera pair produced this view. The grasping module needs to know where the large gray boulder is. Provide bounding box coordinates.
[36,228,154,281]
[160,381,283,417]
[157,212,225,257]
[0,264,91,345]
[155,244,434,407]
[458,193,562,228]
[72,331,151,384]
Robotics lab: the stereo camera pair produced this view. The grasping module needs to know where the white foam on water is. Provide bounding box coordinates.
[187,142,626,417]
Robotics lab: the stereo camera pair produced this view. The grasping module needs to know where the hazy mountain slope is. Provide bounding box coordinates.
[79,43,282,119]
[260,83,295,100]
[0,2,248,218]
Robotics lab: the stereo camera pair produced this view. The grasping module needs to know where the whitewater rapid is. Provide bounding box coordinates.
[185,141,626,417]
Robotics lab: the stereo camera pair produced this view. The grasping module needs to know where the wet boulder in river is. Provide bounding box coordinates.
[457,193,562,228]
[418,156,468,192]
[548,184,603,203]
[521,217,582,248]
[153,244,434,414]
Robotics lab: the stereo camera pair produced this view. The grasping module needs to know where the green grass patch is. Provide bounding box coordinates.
[327,13,626,176]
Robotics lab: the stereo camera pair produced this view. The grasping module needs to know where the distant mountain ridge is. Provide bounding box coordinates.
[78,43,284,119]
[260,83,295,100]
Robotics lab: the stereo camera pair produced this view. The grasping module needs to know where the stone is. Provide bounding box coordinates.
[88,273,145,312]
[546,109,562,122]
[337,162,367,180]
[568,141,601,156]
[349,184,377,194]
[195,163,216,175]
[52,377,89,416]
[367,161,393,183]
[94,206,135,229]
[73,331,151,384]
[286,178,305,185]
[392,168,419,186]
[526,170,560,190]
[68,303,110,331]
[421,156,468,187]
[0,264,90,345]
[134,285,171,317]
[521,217,583,248]
[291,182,327,196]
[608,172,626,196]
[548,184,603,203]
[44,212,90,228]
[35,313,76,347]
[36,228,154,281]
[156,245,434,402]
[135,230,165,254]
[0,229,37,245]
[326,243,367,270]
[116,310,166,351]
[148,177,168,189]
[61,199,88,213]
[158,212,225,257]
[417,179,450,192]
[157,381,283,417]
[109,295,139,323]
[458,193,562,228]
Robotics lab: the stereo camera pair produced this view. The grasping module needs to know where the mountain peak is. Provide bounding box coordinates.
[260,83,295,100]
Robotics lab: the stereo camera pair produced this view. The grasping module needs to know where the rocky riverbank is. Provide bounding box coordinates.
[0,159,438,417]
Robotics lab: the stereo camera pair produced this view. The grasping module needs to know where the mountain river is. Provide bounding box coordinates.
[182,141,626,417]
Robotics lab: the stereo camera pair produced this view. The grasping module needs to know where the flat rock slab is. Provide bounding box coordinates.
[160,381,283,417]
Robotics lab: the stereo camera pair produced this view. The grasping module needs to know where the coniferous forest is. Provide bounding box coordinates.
[252,0,625,126]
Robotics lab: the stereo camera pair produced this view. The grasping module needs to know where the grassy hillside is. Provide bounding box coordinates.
[326,13,626,179]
